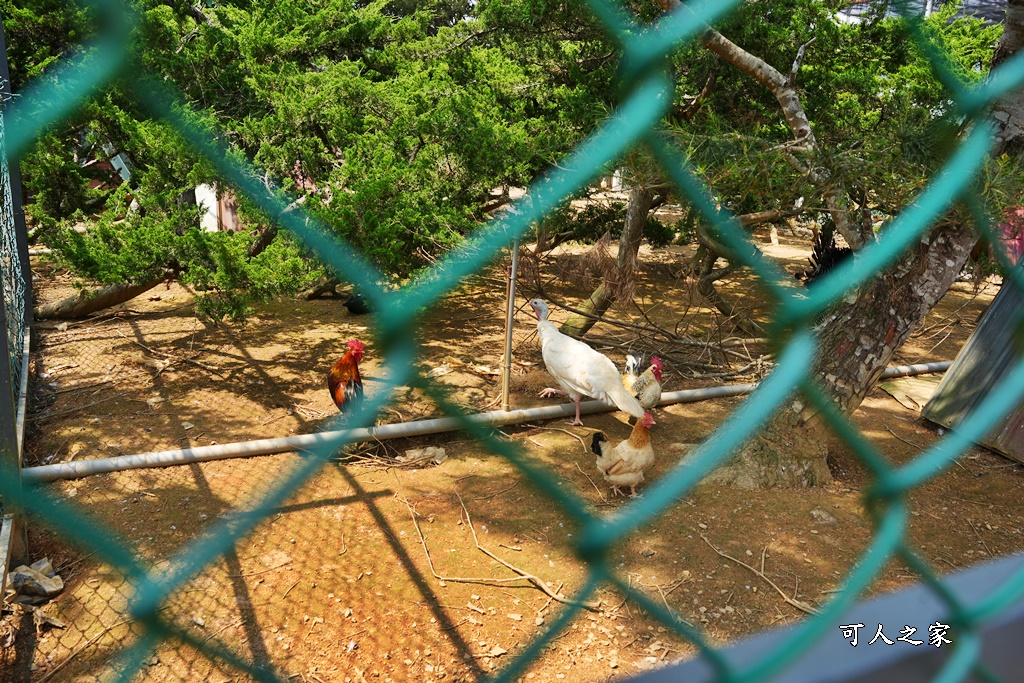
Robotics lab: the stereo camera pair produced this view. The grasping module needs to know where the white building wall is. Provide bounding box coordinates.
[196,183,219,232]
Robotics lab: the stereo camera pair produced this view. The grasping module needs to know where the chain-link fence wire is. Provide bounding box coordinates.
[24,272,343,463]
[3,0,1024,681]
[0,77,25,401]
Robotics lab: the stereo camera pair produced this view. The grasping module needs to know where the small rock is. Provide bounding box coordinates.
[810,509,836,524]
[181,421,194,430]
[400,447,447,465]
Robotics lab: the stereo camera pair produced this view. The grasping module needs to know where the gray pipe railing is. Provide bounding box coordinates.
[21,361,952,483]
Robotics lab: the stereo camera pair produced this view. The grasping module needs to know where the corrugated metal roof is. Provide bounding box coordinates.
[923,271,1024,462]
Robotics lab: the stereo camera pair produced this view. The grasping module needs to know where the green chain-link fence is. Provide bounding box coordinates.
[3,0,1024,681]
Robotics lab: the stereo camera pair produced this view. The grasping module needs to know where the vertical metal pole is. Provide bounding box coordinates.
[501,236,520,412]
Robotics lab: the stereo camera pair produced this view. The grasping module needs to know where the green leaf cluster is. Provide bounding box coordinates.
[7,0,1017,319]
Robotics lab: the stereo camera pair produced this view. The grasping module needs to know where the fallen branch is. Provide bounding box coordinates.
[701,535,818,615]
[34,272,174,321]
[394,473,598,610]
[535,426,589,454]
[575,462,607,502]
[457,492,600,610]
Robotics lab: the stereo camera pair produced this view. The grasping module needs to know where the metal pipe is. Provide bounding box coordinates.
[501,235,520,412]
[879,361,951,379]
[22,360,953,483]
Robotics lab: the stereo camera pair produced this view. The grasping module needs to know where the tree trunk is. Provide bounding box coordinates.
[34,272,172,320]
[247,223,278,259]
[35,212,286,321]
[992,0,1024,152]
[663,0,1024,487]
[712,224,978,488]
[694,248,765,337]
[300,276,340,300]
[560,185,654,337]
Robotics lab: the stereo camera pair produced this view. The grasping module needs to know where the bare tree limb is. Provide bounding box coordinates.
[788,38,816,85]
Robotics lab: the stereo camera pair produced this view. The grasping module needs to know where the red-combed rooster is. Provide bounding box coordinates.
[328,339,365,413]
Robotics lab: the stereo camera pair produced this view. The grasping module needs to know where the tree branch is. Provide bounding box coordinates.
[788,38,816,85]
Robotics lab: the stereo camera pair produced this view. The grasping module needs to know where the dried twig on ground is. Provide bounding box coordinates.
[576,462,607,502]
[394,473,598,609]
[967,518,993,556]
[465,479,520,501]
[456,492,600,609]
[31,393,129,422]
[535,426,589,454]
[701,535,818,615]
[37,606,168,683]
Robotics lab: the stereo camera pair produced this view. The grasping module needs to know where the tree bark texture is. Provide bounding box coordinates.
[560,185,654,337]
[655,0,1024,487]
[247,223,278,259]
[992,0,1024,152]
[34,273,171,320]
[710,224,979,488]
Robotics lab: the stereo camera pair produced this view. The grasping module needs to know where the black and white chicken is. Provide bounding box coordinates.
[623,354,662,411]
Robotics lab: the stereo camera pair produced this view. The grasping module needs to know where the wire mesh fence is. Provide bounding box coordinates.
[0,77,25,409]
[3,0,1024,681]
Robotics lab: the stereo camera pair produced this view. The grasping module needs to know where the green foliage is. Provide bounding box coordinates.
[665,1,1005,223]
[538,200,625,244]
[11,0,1015,319]
[0,0,95,87]
[22,132,98,219]
[644,216,674,248]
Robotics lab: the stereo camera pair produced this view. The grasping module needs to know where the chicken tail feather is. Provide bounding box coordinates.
[605,384,645,418]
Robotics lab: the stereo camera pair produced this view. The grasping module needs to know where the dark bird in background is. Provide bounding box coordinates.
[344,291,371,315]
[795,218,853,287]
[328,339,365,413]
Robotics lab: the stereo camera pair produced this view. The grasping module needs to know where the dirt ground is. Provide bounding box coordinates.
[5,224,1024,683]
